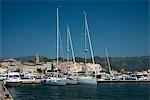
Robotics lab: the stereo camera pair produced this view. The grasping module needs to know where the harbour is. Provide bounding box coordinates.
[1,71,149,100]
[1,0,149,100]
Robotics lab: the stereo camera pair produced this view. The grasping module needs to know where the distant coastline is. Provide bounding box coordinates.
[0,55,149,72]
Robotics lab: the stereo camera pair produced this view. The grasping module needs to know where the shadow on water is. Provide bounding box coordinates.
[7,83,150,100]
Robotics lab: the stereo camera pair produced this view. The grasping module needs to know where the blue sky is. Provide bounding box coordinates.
[1,0,149,58]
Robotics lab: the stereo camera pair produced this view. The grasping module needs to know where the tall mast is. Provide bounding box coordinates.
[84,11,95,64]
[83,11,96,77]
[59,32,64,61]
[66,25,70,61]
[67,25,76,64]
[105,48,112,74]
[84,11,87,69]
[56,8,59,77]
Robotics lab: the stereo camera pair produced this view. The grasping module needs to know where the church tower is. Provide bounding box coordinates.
[35,54,40,64]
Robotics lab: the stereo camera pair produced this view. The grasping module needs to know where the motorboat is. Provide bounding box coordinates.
[20,72,37,84]
[4,72,22,87]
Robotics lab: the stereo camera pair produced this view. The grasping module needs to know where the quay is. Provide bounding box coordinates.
[0,81,13,100]
[21,79,150,84]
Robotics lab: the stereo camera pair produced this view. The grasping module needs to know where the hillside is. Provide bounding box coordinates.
[75,56,150,71]
[1,56,149,71]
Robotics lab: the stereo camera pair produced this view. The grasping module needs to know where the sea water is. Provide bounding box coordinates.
[7,83,150,100]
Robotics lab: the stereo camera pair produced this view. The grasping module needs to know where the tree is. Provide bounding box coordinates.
[51,62,54,71]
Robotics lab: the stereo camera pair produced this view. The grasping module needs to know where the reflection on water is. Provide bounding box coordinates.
[7,83,149,100]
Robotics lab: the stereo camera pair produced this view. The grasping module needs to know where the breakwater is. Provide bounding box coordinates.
[0,81,13,100]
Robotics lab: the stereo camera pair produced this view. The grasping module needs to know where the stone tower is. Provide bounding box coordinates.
[35,54,40,64]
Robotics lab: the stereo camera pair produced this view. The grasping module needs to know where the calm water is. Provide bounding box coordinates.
[7,83,150,100]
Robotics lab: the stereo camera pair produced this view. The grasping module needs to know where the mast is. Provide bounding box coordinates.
[84,11,87,71]
[59,32,64,61]
[67,25,76,64]
[84,11,95,64]
[56,8,59,77]
[105,48,112,74]
[83,11,96,77]
[67,25,77,77]
[66,25,70,61]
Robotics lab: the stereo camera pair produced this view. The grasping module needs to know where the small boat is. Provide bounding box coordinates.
[4,72,22,87]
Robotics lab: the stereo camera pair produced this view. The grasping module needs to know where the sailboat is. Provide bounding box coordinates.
[42,8,67,86]
[105,48,115,80]
[66,25,78,85]
[78,11,97,85]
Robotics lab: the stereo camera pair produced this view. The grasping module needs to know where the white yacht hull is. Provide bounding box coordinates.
[4,79,22,87]
[42,77,67,86]
[78,76,97,85]
[66,79,78,85]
